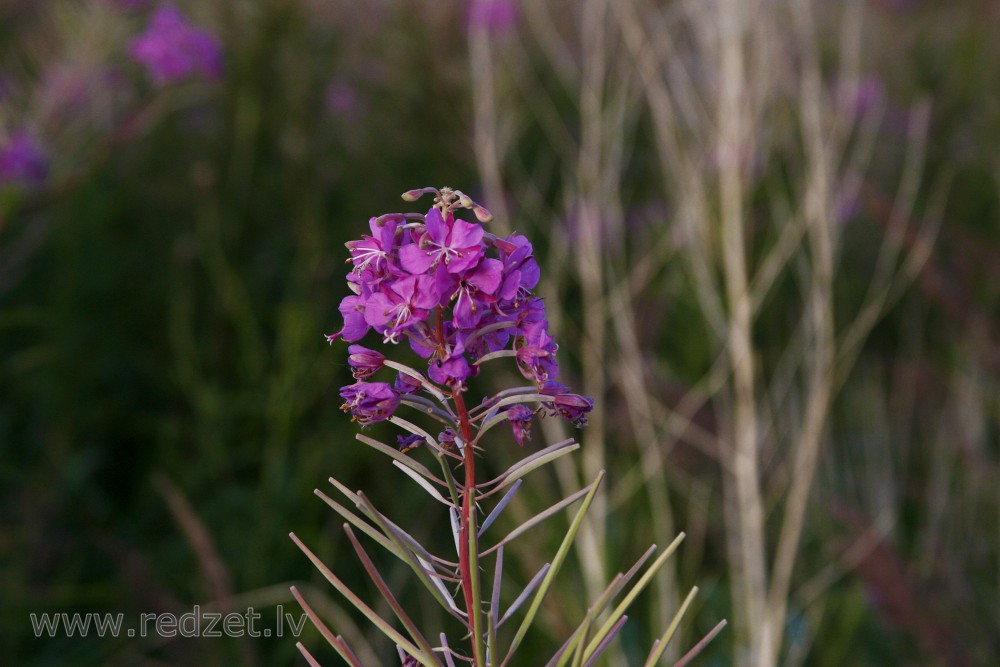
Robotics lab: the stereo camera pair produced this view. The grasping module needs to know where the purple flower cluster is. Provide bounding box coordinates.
[328,187,592,442]
[0,131,48,188]
[129,5,223,86]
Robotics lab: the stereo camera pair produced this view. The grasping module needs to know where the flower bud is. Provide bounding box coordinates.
[347,344,385,379]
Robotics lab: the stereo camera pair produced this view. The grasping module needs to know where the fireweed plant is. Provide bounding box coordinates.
[290,187,725,666]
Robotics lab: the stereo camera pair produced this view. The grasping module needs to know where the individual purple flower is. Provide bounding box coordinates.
[365,274,440,342]
[437,428,458,449]
[326,294,370,343]
[468,0,520,32]
[400,207,484,275]
[347,345,385,379]
[339,381,400,425]
[394,372,422,395]
[515,333,559,385]
[445,258,503,329]
[505,404,534,446]
[397,433,424,454]
[346,217,399,276]
[494,234,540,302]
[428,354,476,387]
[0,131,48,187]
[129,4,223,85]
[541,383,593,427]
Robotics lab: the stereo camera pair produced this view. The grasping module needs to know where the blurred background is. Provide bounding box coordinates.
[1,0,998,665]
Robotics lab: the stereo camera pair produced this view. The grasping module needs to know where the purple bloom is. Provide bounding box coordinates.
[468,0,519,32]
[428,354,476,387]
[400,207,484,275]
[129,5,223,85]
[326,294,370,343]
[347,345,385,379]
[365,275,440,342]
[346,217,399,276]
[339,382,400,425]
[505,404,534,446]
[495,234,540,302]
[0,131,48,187]
[397,433,424,454]
[394,372,422,395]
[448,258,503,329]
[540,384,593,427]
[438,428,458,449]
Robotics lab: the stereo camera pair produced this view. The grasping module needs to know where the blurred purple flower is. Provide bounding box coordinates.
[324,80,360,116]
[0,131,48,187]
[836,75,884,120]
[129,4,223,85]
[468,0,519,32]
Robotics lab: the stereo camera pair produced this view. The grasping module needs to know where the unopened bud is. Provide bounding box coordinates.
[473,204,494,223]
[401,187,437,202]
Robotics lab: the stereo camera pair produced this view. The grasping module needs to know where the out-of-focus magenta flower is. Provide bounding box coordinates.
[0,131,48,187]
[468,0,519,32]
[129,5,223,85]
[339,382,400,426]
[325,80,360,116]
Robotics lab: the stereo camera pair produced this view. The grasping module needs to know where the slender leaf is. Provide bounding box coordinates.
[394,461,454,506]
[290,586,366,667]
[478,478,523,537]
[479,439,578,497]
[353,492,465,618]
[356,433,446,487]
[383,359,450,406]
[481,484,592,556]
[582,616,628,667]
[288,547,433,665]
[644,586,699,667]
[671,620,727,667]
[499,562,551,627]
[500,470,605,666]
[583,532,686,661]
[343,524,442,666]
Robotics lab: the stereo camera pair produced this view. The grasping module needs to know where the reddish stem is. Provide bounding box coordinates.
[453,389,479,665]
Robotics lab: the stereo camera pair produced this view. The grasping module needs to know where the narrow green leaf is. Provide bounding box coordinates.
[480,439,579,497]
[644,587,699,667]
[481,484,591,556]
[290,586,366,667]
[354,492,465,620]
[343,525,442,666]
[583,532,686,661]
[501,470,605,665]
[394,461,455,507]
[356,433,447,487]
